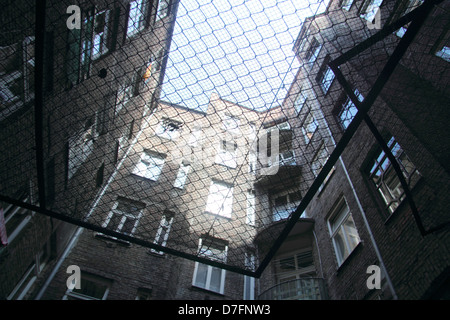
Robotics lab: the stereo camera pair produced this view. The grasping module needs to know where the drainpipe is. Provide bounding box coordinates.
[319,111,398,300]
[35,106,157,300]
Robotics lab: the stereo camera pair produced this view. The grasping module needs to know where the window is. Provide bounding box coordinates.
[272,189,302,221]
[244,253,256,300]
[68,120,95,180]
[433,26,450,62]
[152,212,174,254]
[132,150,165,181]
[328,198,361,266]
[192,238,227,294]
[127,0,149,37]
[65,8,111,85]
[342,0,355,10]
[188,126,203,147]
[1,194,32,245]
[115,78,135,115]
[155,118,182,140]
[391,0,424,37]
[360,0,383,22]
[223,114,240,134]
[304,37,322,65]
[205,181,233,218]
[101,198,144,239]
[64,273,111,300]
[92,10,110,59]
[246,190,256,226]
[7,244,49,300]
[215,139,238,168]
[248,150,257,174]
[311,143,329,178]
[274,250,315,282]
[174,161,190,189]
[156,0,171,21]
[136,288,152,300]
[294,91,308,115]
[302,112,318,144]
[367,135,421,215]
[317,64,335,93]
[337,89,364,130]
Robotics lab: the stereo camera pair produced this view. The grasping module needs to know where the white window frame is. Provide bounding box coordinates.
[205,181,233,218]
[173,161,190,189]
[188,126,203,147]
[338,89,364,130]
[244,253,256,300]
[127,0,148,38]
[92,10,110,59]
[327,198,361,266]
[215,139,237,168]
[192,238,227,294]
[63,273,111,300]
[246,190,256,226]
[272,189,302,222]
[360,0,384,22]
[68,124,95,181]
[151,213,174,254]
[342,0,355,11]
[156,0,170,22]
[305,37,322,65]
[101,198,144,239]
[223,114,241,135]
[132,150,165,181]
[319,65,335,93]
[1,195,33,245]
[294,91,308,115]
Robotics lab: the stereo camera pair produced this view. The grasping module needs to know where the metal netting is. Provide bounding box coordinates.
[0,0,449,278]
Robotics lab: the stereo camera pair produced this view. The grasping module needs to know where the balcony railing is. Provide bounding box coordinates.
[258,278,328,300]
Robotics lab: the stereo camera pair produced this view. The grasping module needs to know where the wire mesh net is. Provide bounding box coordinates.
[0,0,449,277]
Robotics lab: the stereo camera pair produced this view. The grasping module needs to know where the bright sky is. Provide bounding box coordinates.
[160,0,330,112]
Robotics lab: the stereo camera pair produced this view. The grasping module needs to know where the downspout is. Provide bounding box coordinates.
[319,110,398,300]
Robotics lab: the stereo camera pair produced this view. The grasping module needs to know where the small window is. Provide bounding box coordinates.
[156,0,171,21]
[272,189,302,222]
[132,150,165,181]
[205,181,233,218]
[101,198,144,240]
[317,64,335,93]
[433,26,450,62]
[294,91,308,115]
[391,0,424,37]
[64,273,111,300]
[311,143,329,178]
[127,0,149,38]
[136,288,152,300]
[337,89,364,130]
[92,10,110,59]
[155,118,182,140]
[173,161,190,189]
[360,0,383,22]
[152,212,174,254]
[367,135,421,215]
[328,198,361,266]
[67,121,95,181]
[215,139,238,168]
[246,190,256,226]
[223,114,240,134]
[304,37,322,65]
[188,126,203,147]
[302,112,318,144]
[192,238,227,294]
[342,0,355,10]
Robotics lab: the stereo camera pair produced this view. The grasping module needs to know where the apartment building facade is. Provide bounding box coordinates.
[0,0,179,299]
[1,0,448,301]
[257,0,449,300]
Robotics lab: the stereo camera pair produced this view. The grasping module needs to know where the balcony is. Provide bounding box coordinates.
[254,150,302,186]
[258,278,328,300]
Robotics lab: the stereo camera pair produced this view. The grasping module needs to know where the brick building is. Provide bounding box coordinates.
[1,0,449,300]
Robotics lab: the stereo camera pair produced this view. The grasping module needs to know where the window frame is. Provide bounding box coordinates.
[301,111,319,145]
[126,0,150,38]
[156,0,171,22]
[246,190,256,226]
[271,189,302,222]
[205,180,234,219]
[192,238,228,294]
[151,212,174,254]
[360,0,384,22]
[101,198,145,240]
[366,135,421,216]
[132,150,166,181]
[173,161,190,189]
[63,273,111,300]
[327,198,361,267]
[215,139,238,168]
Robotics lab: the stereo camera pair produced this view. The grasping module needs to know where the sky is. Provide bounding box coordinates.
[160,0,330,112]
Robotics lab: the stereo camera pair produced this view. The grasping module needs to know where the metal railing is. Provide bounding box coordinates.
[258,278,328,300]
